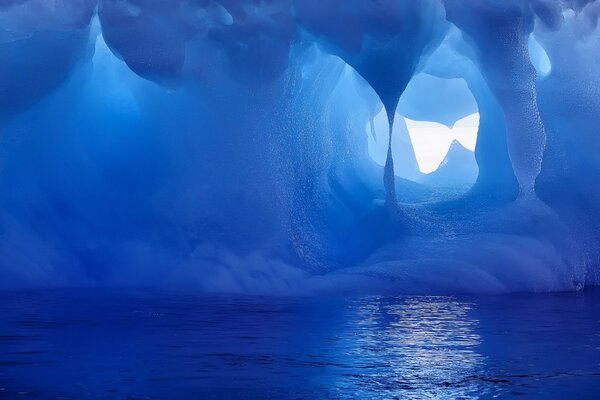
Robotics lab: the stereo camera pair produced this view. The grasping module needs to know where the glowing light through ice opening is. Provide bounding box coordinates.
[404,113,479,174]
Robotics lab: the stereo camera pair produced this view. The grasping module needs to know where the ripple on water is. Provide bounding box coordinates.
[0,289,599,399]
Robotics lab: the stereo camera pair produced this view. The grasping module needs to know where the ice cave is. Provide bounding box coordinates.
[0,0,598,295]
[1,1,600,398]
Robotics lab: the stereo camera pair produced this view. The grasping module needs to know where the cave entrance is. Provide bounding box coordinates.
[366,73,480,193]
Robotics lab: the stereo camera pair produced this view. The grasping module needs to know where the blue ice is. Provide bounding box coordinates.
[0,0,598,295]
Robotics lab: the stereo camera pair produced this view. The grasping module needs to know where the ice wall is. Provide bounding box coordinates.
[0,0,598,294]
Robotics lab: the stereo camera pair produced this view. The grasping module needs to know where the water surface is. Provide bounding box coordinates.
[0,289,599,399]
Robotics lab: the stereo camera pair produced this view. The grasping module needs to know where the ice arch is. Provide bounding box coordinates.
[0,0,598,295]
[444,0,547,198]
[367,72,481,192]
[366,110,479,188]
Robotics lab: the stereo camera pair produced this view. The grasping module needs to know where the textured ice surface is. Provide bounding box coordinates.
[0,0,598,294]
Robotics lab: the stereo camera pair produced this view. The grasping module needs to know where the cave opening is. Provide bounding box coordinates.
[366,73,480,196]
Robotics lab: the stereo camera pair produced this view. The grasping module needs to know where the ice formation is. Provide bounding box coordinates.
[0,0,598,294]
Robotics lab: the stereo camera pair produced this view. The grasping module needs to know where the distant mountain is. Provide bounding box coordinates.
[392,117,425,182]
[419,140,478,188]
[367,111,424,182]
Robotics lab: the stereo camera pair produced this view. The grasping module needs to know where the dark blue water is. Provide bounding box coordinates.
[0,289,599,399]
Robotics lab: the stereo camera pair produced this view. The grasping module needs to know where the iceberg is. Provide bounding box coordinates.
[0,0,598,294]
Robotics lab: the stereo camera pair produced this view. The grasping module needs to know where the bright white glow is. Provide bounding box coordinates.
[528,34,552,79]
[404,113,479,174]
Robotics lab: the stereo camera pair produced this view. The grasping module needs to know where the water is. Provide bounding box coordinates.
[0,289,599,399]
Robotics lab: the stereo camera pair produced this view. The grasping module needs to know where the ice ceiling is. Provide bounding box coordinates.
[0,0,599,294]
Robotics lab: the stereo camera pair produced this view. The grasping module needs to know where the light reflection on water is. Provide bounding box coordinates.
[345,297,485,399]
[0,289,599,399]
